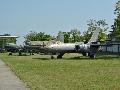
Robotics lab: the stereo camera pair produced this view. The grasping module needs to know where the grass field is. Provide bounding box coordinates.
[0,53,120,90]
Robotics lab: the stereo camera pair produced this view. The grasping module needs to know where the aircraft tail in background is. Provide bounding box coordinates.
[87,27,101,44]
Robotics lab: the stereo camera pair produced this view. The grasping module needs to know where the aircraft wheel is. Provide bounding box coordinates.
[51,56,54,59]
[57,53,64,59]
[57,55,62,59]
[82,53,87,56]
[9,52,12,56]
[88,52,90,56]
[19,51,22,56]
[90,54,96,59]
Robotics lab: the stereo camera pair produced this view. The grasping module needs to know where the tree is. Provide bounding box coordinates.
[115,0,120,15]
[111,0,120,40]
[24,31,52,41]
[70,29,82,42]
[83,19,108,43]
[63,32,71,43]
[58,29,83,43]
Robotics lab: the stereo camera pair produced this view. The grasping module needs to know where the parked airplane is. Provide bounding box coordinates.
[4,43,25,55]
[4,42,39,56]
[4,43,21,52]
[25,27,102,59]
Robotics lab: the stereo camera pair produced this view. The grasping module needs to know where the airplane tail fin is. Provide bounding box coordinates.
[87,27,101,44]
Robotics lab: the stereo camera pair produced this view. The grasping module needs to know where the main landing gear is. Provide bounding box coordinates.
[88,52,96,59]
[51,55,54,59]
[57,53,64,59]
[89,54,96,59]
[51,53,64,59]
[82,53,87,56]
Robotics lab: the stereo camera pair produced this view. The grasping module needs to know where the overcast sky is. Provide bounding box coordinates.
[0,0,118,44]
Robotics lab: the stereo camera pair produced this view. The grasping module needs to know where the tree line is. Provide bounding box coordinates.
[24,19,108,43]
[24,31,52,41]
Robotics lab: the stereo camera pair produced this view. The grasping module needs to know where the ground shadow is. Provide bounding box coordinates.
[33,57,51,60]
[32,54,120,61]
[64,55,120,61]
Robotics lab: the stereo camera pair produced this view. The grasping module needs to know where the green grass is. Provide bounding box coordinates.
[0,53,120,90]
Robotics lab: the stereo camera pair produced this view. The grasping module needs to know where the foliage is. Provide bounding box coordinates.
[115,0,120,15]
[111,0,120,40]
[62,32,71,43]
[0,53,120,90]
[83,19,108,43]
[24,31,52,41]
[58,29,83,43]
[70,29,82,42]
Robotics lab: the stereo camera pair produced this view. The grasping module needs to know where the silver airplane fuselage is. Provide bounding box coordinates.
[47,43,90,54]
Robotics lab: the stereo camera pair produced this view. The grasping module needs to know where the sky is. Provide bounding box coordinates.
[0,0,118,45]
